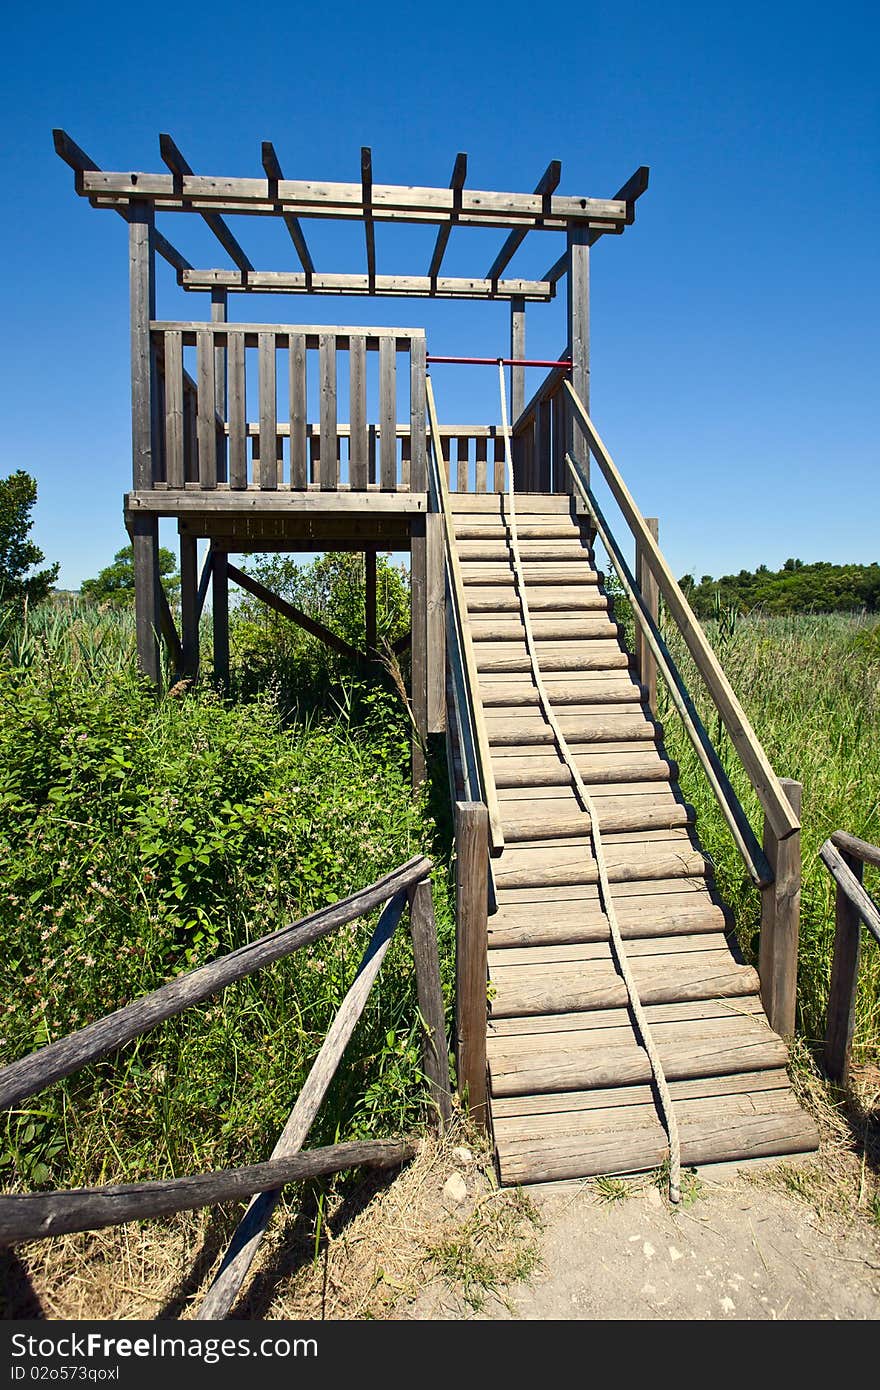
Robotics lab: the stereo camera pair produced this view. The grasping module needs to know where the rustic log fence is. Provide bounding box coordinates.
[820,830,880,1085]
[0,855,451,1317]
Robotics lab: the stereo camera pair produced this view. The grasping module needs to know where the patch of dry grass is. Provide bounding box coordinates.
[1,1119,543,1321]
[753,1040,880,1231]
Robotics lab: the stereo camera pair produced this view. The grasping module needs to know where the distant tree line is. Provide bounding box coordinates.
[680,559,880,616]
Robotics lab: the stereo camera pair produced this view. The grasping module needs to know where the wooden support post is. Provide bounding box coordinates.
[410,517,428,785]
[365,547,377,653]
[211,547,230,691]
[824,848,863,1085]
[132,514,161,687]
[636,517,659,715]
[211,289,227,483]
[455,801,488,1129]
[407,878,453,1127]
[426,511,445,733]
[510,297,525,488]
[759,778,802,1035]
[129,201,155,492]
[566,226,590,487]
[180,532,199,678]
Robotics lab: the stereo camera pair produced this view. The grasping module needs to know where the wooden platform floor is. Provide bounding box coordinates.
[449,493,818,1186]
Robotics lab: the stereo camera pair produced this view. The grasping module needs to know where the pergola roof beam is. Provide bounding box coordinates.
[541,165,650,281]
[261,142,314,276]
[180,268,554,301]
[361,147,375,288]
[427,152,467,282]
[76,169,630,230]
[52,129,191,276]
[159,133,253,274]
[486,159,561,282]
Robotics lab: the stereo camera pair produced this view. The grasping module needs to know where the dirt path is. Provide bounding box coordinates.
[405,1169,880,1321]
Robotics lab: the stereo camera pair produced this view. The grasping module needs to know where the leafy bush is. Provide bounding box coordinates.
[0,600,453,1192]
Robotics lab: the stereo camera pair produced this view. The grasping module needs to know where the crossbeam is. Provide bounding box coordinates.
[541,166,650,281]
[486,159,561,282]
[180,268,554,301]
[261,141,314,275]
[226,562,363,661]
[159,133,253,273]
[427,152,467,281]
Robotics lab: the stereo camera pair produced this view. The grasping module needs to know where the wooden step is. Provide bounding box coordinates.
[454,524,581,541]
[481,680,642,707]
[461,566,601,586]
[488,950,759,1018]
[493,849,710,892]
[488,996,767,1038]
[466,590,608,613]
[502,801,694,840]
[487,898,732,948]
[457,544,588,562]
[449,493,580,513]
[487,1007,788,1098]
[486,716,660,747]
[470,617,619,641]
[492,756,677,789]
[493,1085,819,1184]
[476,648,631,673]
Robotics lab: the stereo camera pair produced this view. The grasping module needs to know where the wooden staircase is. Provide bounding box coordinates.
[449,492,819,1186]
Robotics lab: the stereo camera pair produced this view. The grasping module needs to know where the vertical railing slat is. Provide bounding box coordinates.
[319,334,338,491]
[258,332,277,490]
[409,336,426,491]
[379,337,397,490]
[349,335,367,490]
[493,434,505,492]
[456,435,469,493]
[288,332,307,490]
[164,330,184,488]
[227,331,247,489]
[197,330,217,489]
[475,436,487,494]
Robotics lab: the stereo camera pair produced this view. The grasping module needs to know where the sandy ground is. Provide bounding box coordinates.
[405,1171,880,1321]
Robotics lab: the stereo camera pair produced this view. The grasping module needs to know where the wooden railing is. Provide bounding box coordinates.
[820,831,880,1085]
[510,355,569,491]
[425,377,503,852]
[0,857,450,1318]
[561,381,803,1035]
[149,322,427,493]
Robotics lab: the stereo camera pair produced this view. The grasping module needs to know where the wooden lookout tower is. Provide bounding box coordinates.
[54,132,819,1186]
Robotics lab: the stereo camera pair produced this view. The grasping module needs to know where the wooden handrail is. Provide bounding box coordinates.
[426,375,504,852]
[820,831,880,1084]
[566,459,772,887]
[563,380,800,842]
[0,856,431,1110]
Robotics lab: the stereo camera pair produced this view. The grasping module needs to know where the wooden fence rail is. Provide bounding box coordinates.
[0,857,451,1300]
[820,830,880,1085]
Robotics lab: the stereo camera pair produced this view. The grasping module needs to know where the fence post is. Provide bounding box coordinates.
[407,877,453,1127]
[455,801,488,1129]
[635,516,659,716]
[759,777,802,1035]
[824,849,863,1085]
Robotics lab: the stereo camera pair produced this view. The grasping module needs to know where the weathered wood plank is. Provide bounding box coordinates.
[407,879,453,1126]
[0,1141,416,1244]
[379,338,397,490]
[226,331,247,488]
[759,778,803,1035]
[349,334,367,490]
[163,330,184,488]
[258,332,277,489]
[409,336,427,491]
[196,330,217,488]
[0,858,430,1110]
[196,889,408,1320]
[456,802,489,1129]
[319,334,337,490]
[289,331,308,490]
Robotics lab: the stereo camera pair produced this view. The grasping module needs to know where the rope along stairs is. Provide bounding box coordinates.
[443,372,819,1190]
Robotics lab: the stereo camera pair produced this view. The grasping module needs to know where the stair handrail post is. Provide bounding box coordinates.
[455,800,489,1130]
[758,778,803,1036]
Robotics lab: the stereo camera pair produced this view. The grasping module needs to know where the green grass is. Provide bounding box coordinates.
[0,600,455,1192]
[652,608,880,1058]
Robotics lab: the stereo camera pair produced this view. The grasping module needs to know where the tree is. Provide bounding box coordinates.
[81,545,180,609]
[0,471,59,607]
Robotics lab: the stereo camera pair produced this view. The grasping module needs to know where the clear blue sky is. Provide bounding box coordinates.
[3,0,877,588]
